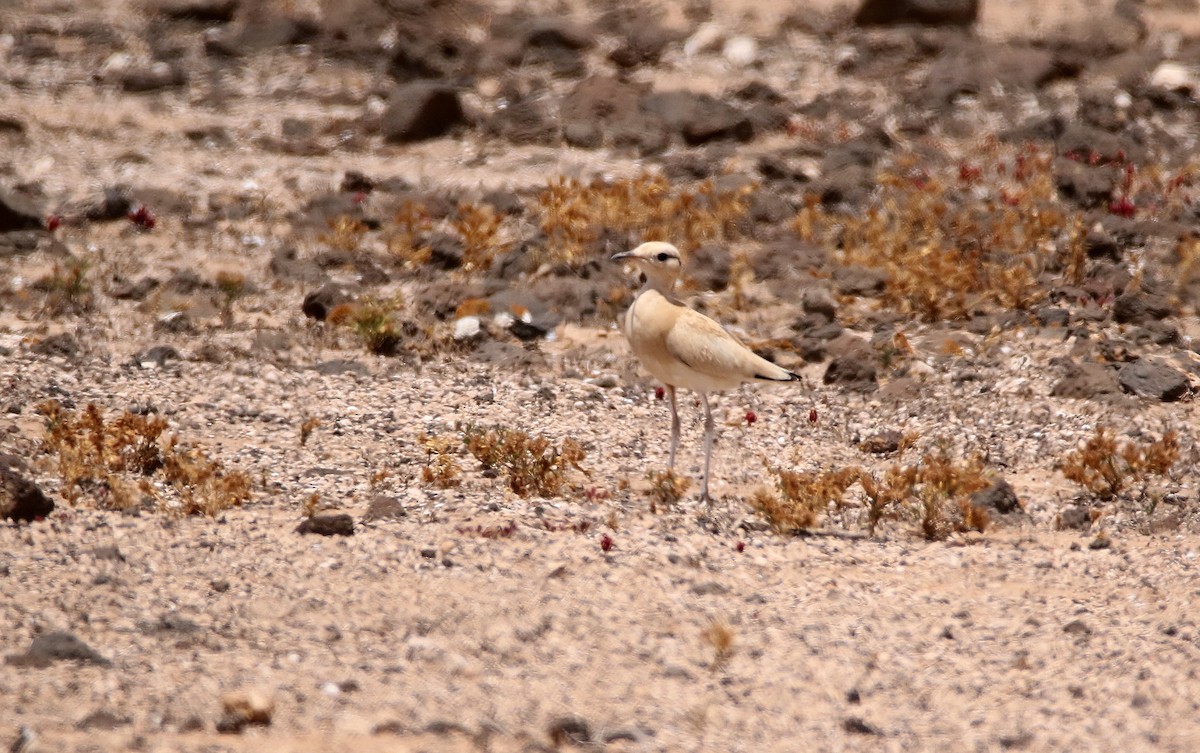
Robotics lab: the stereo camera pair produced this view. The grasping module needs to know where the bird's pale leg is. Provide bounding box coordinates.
[700,392,714,505]
[667,385,680,471]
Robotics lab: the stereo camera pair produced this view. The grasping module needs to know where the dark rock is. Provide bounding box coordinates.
[833,265,886,296]
[136,345,181,370]
[28,331,78,358]
[690,581,730,596]
[842,716,883,735]
[151,0,239,23]
[688,243,732,292]
[1084,226,1121,260]
[971,479,1024,515]
[77,709,132,730]
[560,76,650,147]
[121,62,187,92]
[509,319,548,342]
[91,545,125,562]
[6,631,111,667]
[732,81,791,135]
[1051,362,1121,399]
[1054,159,1118,208]
[0,115,28,141]
[610,116,670,155]
[84,185,136,222]
[812,164,875,207]
[288,192,370,231]
[917,43,1065,108]
[1036,308,1070,327]
[296,513,355,536]
[155,311,195,334]
[164,269,212,295]
[1112,291,1173,324]
[1117,359,1189,401]
[1057,504,1094,530]
[301,284,351,321]
[0,188,45,232]
[748,190,794,225]
[363,494,407,521]
[757,151,814,185]
[548,716,592,746]
[486,98,557,145]
[426,232,465,270]
[134,346,180,370]
[1001,114,1067,144]
[481,189,526,216]
[824,352,878,391]
[1039,9,1145,65]
[521,20,592,76]
[280,117,313,139]
[562,121,602,148]
[1057,123,1144,164]
[269,247,326,286]
[1130,321,1178,346]
[184,125,234,147]
[205,13,318,56]
[0,468,54,522]
[109,275,160,300]
[802,288,838,319]
[380,83,466,144]
[744,101,791,137]
[340,171,375,194]
[641,91,752,146]
[859,430,902,454]
[609,24,676,68]
[390,30,476,82]
[855,0,979,26]
[354,257,390,286]
[140,612,201,634]
[311,359,369,376]
[0,229,60,257]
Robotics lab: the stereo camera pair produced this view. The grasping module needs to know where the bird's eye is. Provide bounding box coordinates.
[656,252,672,262]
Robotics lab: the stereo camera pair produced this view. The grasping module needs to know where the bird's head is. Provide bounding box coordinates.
[611,241,684,291]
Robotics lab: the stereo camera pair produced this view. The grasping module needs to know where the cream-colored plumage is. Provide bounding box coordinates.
[613,241,800,503]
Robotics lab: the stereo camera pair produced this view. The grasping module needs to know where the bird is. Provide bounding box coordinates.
[611,241,801,504]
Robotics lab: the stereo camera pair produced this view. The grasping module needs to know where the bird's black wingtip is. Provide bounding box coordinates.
[754,370,804,383]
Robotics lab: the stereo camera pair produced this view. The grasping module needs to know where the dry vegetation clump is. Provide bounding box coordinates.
[1059,426,1179,501]
[463,424,587,498]
[750,465,861,534]
[701,617,736,671]
[299,415,321,446]
[33,258,93,315]
[645,469,691,512]
[794,146,1086,321]
[319,214,369,254]
[386,200,434,268]
[419,433,463,489]
[37,401,252,516]
[451,201,507,272]
[536,172,753,266]
[215,270,247,326]
[860,447,991,540]
[331,296,403,355]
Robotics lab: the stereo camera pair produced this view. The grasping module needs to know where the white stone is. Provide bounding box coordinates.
[723,36,758,67]
[1150,62,1197,93]
[453,316,481,340]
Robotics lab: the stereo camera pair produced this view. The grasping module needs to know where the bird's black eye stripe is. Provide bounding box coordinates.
[656,252,672,262]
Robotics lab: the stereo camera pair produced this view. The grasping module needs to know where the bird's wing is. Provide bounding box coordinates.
[665,309,783,382]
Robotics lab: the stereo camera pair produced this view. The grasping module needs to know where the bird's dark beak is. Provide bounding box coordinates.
[610,251,634,262]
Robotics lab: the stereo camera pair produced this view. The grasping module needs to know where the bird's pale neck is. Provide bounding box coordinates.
[640,270,679,296]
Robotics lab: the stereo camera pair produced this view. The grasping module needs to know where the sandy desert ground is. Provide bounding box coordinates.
[3,0,1200,751]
